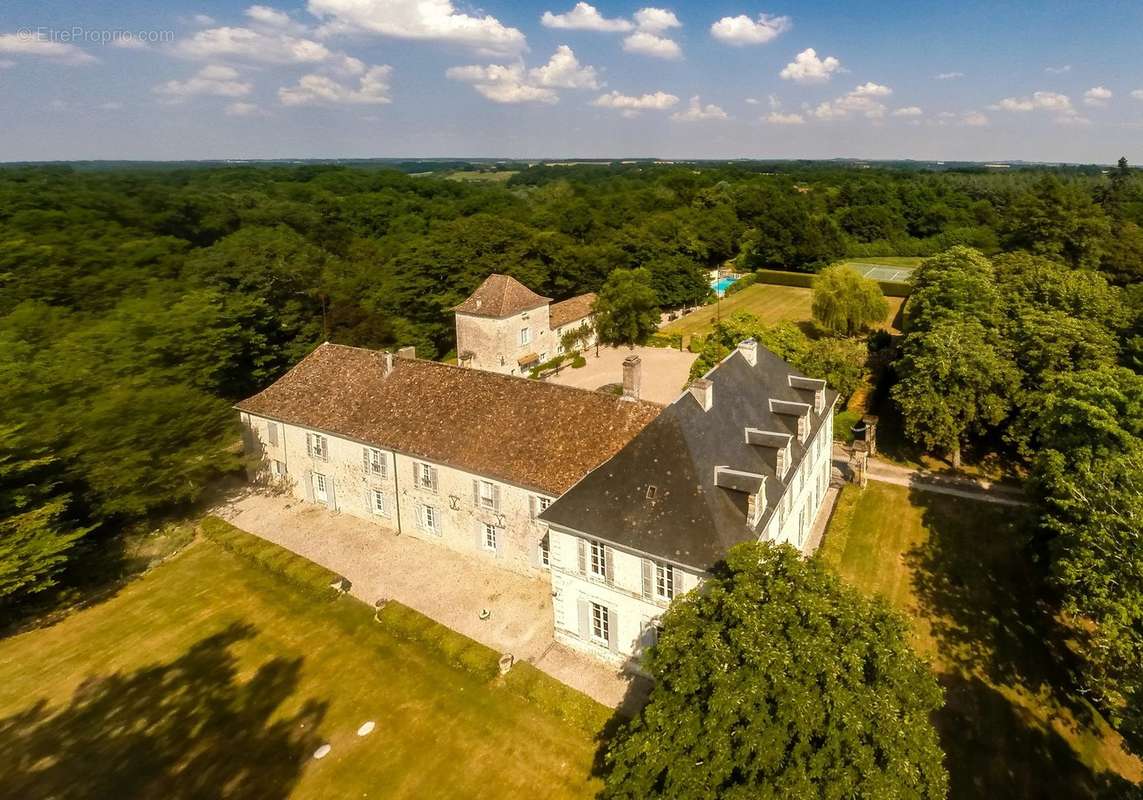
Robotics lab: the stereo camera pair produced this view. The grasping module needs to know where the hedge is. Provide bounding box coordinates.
[200,516,342,602]
[751,268,911,298]
[647,332,683,350]
[502,662,614,734]
[834,409,863,443]
[373,601,502,679]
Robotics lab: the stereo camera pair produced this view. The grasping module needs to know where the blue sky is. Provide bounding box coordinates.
[1,0,1141,161]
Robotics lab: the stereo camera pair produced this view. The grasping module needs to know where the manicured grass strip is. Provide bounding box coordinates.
[201,515,340,601]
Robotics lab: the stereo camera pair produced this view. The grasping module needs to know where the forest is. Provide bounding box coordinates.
[1,158,1140,751]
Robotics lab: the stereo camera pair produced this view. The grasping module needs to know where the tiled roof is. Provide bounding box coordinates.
[549,293,597,329]
[236,343,661,496]
[541,344,838,571]
[453,274,551,319]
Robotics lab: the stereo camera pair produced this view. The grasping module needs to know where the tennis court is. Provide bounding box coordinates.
[848,263,916,282]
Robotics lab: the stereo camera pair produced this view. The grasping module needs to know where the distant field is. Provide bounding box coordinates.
[445,170,518,183]
[662,283,905,337]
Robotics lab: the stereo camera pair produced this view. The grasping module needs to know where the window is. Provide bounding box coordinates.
[519,327,530,346]
[482,523,497,552]
[371,489,386,516]
[589,540,607,578]
[417,462,436,491]
[271,459,285,477]
[478,480,496,509]
[655,563,676,602]
[312,473,328,503]
[532,495,551,519]
[364,447,386,477]
[590,602,609,645]
[420,504,439,534]
[538,533,550,568]
[267,421,278,447]
[307,433,328,461]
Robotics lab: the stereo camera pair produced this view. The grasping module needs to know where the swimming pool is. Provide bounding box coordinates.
[712,276,739,295]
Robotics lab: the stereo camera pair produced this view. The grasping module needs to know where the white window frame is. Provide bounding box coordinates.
[309,433,328,461]
[589,540,607,579]
[370,488,386,516]
[417,462,435,491]
[271,459,285,477]
[655,562,676,602]
[539,533,550,568]
[312,472,328,503]
[482,522,497,552]
[420,504,439,534]
[366,447,386,477]
[532,495,552,519]
[590,602,609,645]
[478,480,496,509]
[519,327,531,346]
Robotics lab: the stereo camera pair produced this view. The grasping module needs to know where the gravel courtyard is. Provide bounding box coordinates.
[215,491,644,707]
[544,345,697,405]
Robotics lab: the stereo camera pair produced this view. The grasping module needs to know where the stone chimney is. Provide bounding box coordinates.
[689,378,713,412]
[747,490,766,526]
[622,355,642,401]
[397,346,416,360]
[737,338,758,367]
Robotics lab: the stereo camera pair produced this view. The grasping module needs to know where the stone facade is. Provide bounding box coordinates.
[240,411,556,576]
[455,302,554,376]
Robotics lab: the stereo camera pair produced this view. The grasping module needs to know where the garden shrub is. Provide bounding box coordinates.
[833,409,862,443]
[502,662,612,734]
[571,354,586,368]
[374,601,501,680]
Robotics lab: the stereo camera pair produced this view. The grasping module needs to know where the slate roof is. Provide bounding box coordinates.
[549,293,597,329]
[236,343,661,496]
[453,274,551,319]
[539,344,838,572]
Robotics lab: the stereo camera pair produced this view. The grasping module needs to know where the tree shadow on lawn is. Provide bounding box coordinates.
[904,487,1141,795]
[0,621,327,799]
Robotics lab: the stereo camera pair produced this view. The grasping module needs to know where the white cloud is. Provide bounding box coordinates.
[961,111,989,127]
[245,5,295,28]
[0,33,97,64]
[528,45,600,89]
[176,26,331,64]
[592,90,679,113]
[633,8,681,33]
[934,71,964,80]
[1045,64,1071,74]
[891,106,922,117]
[623,31,681,59]
[779,48,841,84]
[1056,114,1092,127]
[183,14,217,26]
[447,45,599,103]
[153,65,254,100]
[1084,86,1112,107]
[710,13,790,46]
[765,111,804,125]
[279,64,393,105]
[1132,89,1143,101]
[809,82,893,120]
[448,63,560,103]
[671,95,728,121]
[307,0,527,55]
[226,101,265,116]
[541,3,633,32]
[990,91,1073,113]
[745,97,759,105]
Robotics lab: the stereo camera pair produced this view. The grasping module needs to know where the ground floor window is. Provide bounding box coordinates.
[420,505,439,535]
[482,522,497,552]
[371,488,386,516]
[271,459,285,477]
[590,602,609,645]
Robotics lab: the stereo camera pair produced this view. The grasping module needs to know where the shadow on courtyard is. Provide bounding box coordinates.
[0,622,327,799]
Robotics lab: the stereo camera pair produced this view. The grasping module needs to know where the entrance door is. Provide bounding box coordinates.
[312,473,329,503]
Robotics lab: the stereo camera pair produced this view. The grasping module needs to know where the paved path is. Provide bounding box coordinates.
[831,444,1029,506]
[215,492,642,708]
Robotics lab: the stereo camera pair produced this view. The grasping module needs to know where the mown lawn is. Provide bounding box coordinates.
[0,538,606,799]
[817,482,1142,799]
[663,283,905,338]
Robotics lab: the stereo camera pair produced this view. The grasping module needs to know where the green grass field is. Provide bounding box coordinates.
[662,283,905,338]
[818,483,1141,799]
[0,538,605,799]
[445,170,518,183]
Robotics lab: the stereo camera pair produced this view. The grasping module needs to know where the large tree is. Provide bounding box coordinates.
[811,265,889,336]
[593,267,661,347]
[891,317,1019,469]
[604,542,948,800]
